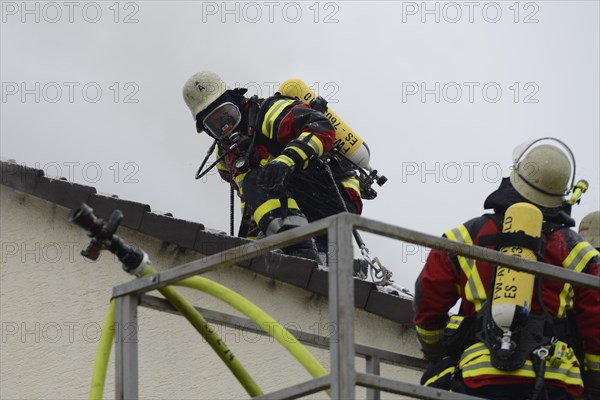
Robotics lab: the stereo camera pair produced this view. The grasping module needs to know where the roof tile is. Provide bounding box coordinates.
[140,212,204,249]
[88,194,150,230]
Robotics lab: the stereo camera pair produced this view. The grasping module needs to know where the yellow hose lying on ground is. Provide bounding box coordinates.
[175,276,329,385]
[90,299,116,400]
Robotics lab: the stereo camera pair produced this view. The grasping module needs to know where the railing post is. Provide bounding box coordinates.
[366,356,381,400]
[115,294,139,400]
[328,215,356,399]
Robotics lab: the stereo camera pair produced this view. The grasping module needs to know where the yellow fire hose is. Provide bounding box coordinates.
[89,270,330,399]
[90,299,115,400]
[139,267,263,397]
[89,266,263,399]
[175,276,329,382]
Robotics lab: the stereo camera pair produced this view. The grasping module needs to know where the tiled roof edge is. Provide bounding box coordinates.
[0,159,414,325]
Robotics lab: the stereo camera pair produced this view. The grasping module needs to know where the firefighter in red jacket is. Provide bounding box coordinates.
[413,139,600,400]
[182,71,362,262]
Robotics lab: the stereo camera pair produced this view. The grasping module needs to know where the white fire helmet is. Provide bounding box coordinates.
[182,71,229,119]
[509,138,576,208]
[579,211,600,248]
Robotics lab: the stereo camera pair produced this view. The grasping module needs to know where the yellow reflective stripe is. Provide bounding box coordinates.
[557,283,574,318]
[462,355,537,378]
[563,242,599,272]
[586,353,600,371]
[341,177,361,194]
[467,264,486,311]
[444,228,463,243]
[216,162,229,172]
[416,326,443,344]
[261,99,294,139]
[254,199,280,225]
[445,226,487,311]
[446,315,465,330]
[557,242,598,317]
[234,172,247,184]
[462,358,583,386]
[274,154,295,168]
[459,342,489,366]
[423,365,455,387]
[253,197,300,226]
[298,132,324,156]
[460,342,583,386]
[288,146,309,169]
[233,172,247,197]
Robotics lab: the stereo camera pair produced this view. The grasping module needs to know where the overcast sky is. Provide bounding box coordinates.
[2,1,599,290]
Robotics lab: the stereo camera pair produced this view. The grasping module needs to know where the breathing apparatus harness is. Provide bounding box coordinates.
[308,96,408,289]
[441,214,580,400]
[309,95,387,201]
[191,92,407,292]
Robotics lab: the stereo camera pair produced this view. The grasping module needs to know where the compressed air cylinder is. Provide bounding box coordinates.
[491,202,542,332]
[278,78,372,170]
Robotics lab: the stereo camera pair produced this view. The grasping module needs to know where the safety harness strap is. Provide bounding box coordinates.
[479,231,544,260]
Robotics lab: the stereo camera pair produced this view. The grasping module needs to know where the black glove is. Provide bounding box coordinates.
[257,159,294,191]
[420,341,446,363]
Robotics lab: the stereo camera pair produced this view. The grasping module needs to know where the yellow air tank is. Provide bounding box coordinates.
[278,78,372,170]
[491,202,542,355]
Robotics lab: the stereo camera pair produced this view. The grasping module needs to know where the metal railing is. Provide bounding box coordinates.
[111,212,600,400]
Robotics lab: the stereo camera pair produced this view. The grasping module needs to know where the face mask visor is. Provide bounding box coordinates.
[202,102,242,140]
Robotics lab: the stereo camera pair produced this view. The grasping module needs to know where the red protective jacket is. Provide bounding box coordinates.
[217,94,362,213]
[413,213,600,397]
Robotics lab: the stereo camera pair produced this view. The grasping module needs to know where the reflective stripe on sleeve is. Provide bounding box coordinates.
[423,365,456,387]
[298,132,324,157]
[273,154,295,168]
[261,99,294,139]
[341,176,361,194]
[585,353,600,372]
[416,326,444,345]
[287,146,309,169]
[557,242,599,317]
[563,242,599,272]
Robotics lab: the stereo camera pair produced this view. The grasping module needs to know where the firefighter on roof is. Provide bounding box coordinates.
[182,71,362,262]
[413,138,600,400]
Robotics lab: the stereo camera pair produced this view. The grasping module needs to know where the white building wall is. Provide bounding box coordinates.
[0,185,422,399]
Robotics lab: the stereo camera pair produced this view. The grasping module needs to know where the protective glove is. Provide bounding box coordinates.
[257,156,295,191]
[418,339,446,363]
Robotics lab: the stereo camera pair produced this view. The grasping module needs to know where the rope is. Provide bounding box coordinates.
[230,184,235,236]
